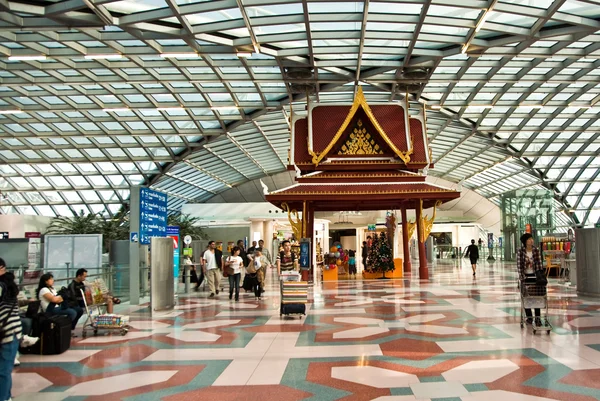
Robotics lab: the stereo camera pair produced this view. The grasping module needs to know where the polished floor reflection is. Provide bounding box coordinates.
[13,259,600,401]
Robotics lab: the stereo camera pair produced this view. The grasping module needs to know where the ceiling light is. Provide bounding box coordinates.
[461,44,469,54]
[84,54,122,60]
[8,55,47,61]
[156,107,185,111]
[0,109,23,114]
[211,106,240,111]
[430,105,442,110]
[236,52,252,58]
[103,107,130,112]
[159,53,199,58]
[475,11,490,32]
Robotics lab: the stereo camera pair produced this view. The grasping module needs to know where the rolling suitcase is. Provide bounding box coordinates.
[280,303,306,316]
[242,274,254,292]
[22,314,71,355]
[40,314,72,355]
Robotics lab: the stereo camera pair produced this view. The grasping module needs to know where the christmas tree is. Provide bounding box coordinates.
[366,233,379,273]
[369,232,395,279]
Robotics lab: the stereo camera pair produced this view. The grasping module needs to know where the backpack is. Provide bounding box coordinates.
[280,251,295,262]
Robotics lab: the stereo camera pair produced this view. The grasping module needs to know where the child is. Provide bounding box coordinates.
[348,250,357,278]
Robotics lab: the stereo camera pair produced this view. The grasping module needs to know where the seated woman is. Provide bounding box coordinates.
[36,273,82,334]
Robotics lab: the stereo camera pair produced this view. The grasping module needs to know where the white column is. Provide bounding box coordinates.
[250,220,264,245]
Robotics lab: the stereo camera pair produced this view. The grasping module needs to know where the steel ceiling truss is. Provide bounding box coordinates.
[0,0,598,225]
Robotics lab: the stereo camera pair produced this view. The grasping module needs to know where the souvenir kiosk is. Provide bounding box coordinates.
[265,88,461,280]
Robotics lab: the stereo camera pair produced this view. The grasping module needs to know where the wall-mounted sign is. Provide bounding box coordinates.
[300,238,310,270]
[367,224,376,231]
[487,233,494,249]
[25,232,41,238]
[130,232,139,243]
[139,187,167,245]
[0,232,8,240]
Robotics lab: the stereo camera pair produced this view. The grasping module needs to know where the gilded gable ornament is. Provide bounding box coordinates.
[339,120,384,155]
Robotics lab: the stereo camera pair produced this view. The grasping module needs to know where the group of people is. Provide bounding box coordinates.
[0,260,123,401]
[186,239,298,301]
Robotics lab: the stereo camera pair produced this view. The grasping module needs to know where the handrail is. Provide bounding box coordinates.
[16,272,112,289]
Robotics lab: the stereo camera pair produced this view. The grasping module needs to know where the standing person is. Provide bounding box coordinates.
[237,240,248,267]
[348,250,357,278]
[194,251,206,292]
[361,241,368,271]
[247,241,258,265]
[253,249,269,296]
[0,260,22,401]
[225,247,243,301]
[245,254,261,300]
[465,239,480,277]
[276,240,298,275]
[37,273,82,332]
[258,239,272,266]
[203,241,221,298]
[517,233,544,326]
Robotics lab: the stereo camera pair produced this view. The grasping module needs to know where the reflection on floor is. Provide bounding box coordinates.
[14,259,600,401]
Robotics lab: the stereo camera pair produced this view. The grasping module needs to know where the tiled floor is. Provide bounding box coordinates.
[13,259,600,401]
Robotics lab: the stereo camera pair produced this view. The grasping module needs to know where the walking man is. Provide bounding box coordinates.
[465,239,479,277]
[203,241,221,298]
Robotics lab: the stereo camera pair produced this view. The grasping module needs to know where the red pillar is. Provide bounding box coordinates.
[415,201,428,280]
[401,207,411,273]
[302,203,314,282]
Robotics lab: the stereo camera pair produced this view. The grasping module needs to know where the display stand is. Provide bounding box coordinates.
[543,250,564,278]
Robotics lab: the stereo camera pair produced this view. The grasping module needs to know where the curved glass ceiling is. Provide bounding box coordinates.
[0,0,598,226]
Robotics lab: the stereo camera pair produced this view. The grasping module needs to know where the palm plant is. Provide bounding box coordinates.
[45,209,130,252]
[45,210,101,235]
[167,213,207,241]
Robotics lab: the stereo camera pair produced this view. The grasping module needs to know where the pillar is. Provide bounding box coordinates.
[301,202,315,281]
[415,201,428,280]
[401,207,412,273]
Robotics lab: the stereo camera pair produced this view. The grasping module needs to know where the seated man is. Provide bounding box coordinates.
[68,268,88,313]
[70,269,117,313]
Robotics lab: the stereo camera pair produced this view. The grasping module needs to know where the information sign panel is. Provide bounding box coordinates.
[139,187,167,245]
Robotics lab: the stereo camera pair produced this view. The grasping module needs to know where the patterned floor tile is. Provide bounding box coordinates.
[11,260,600,400]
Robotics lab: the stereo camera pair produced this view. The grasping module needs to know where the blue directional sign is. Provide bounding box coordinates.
[139,187,167,245]
[130,232,138,243]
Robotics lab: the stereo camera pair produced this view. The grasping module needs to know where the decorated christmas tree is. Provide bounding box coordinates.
[369,232,395,279]
[366,233,379,273]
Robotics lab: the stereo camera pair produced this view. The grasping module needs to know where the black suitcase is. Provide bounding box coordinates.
[242,274,255,292]
[21,314,71,355]
[280,303,306,316]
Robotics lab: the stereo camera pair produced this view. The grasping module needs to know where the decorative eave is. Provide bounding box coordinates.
[297,170,426,183]
[266,180,461,211]
[307,87,413,166]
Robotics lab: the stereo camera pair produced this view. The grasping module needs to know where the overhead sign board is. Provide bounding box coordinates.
[139,187,167,245]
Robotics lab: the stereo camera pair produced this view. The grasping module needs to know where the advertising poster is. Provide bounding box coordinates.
[300,238,310,270]
[167,226,180,280]
[487,232,494,249]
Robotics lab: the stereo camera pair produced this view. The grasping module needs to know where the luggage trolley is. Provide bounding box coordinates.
[80,288,129,338]
[280,272,308,318]
[519,278,552,334]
